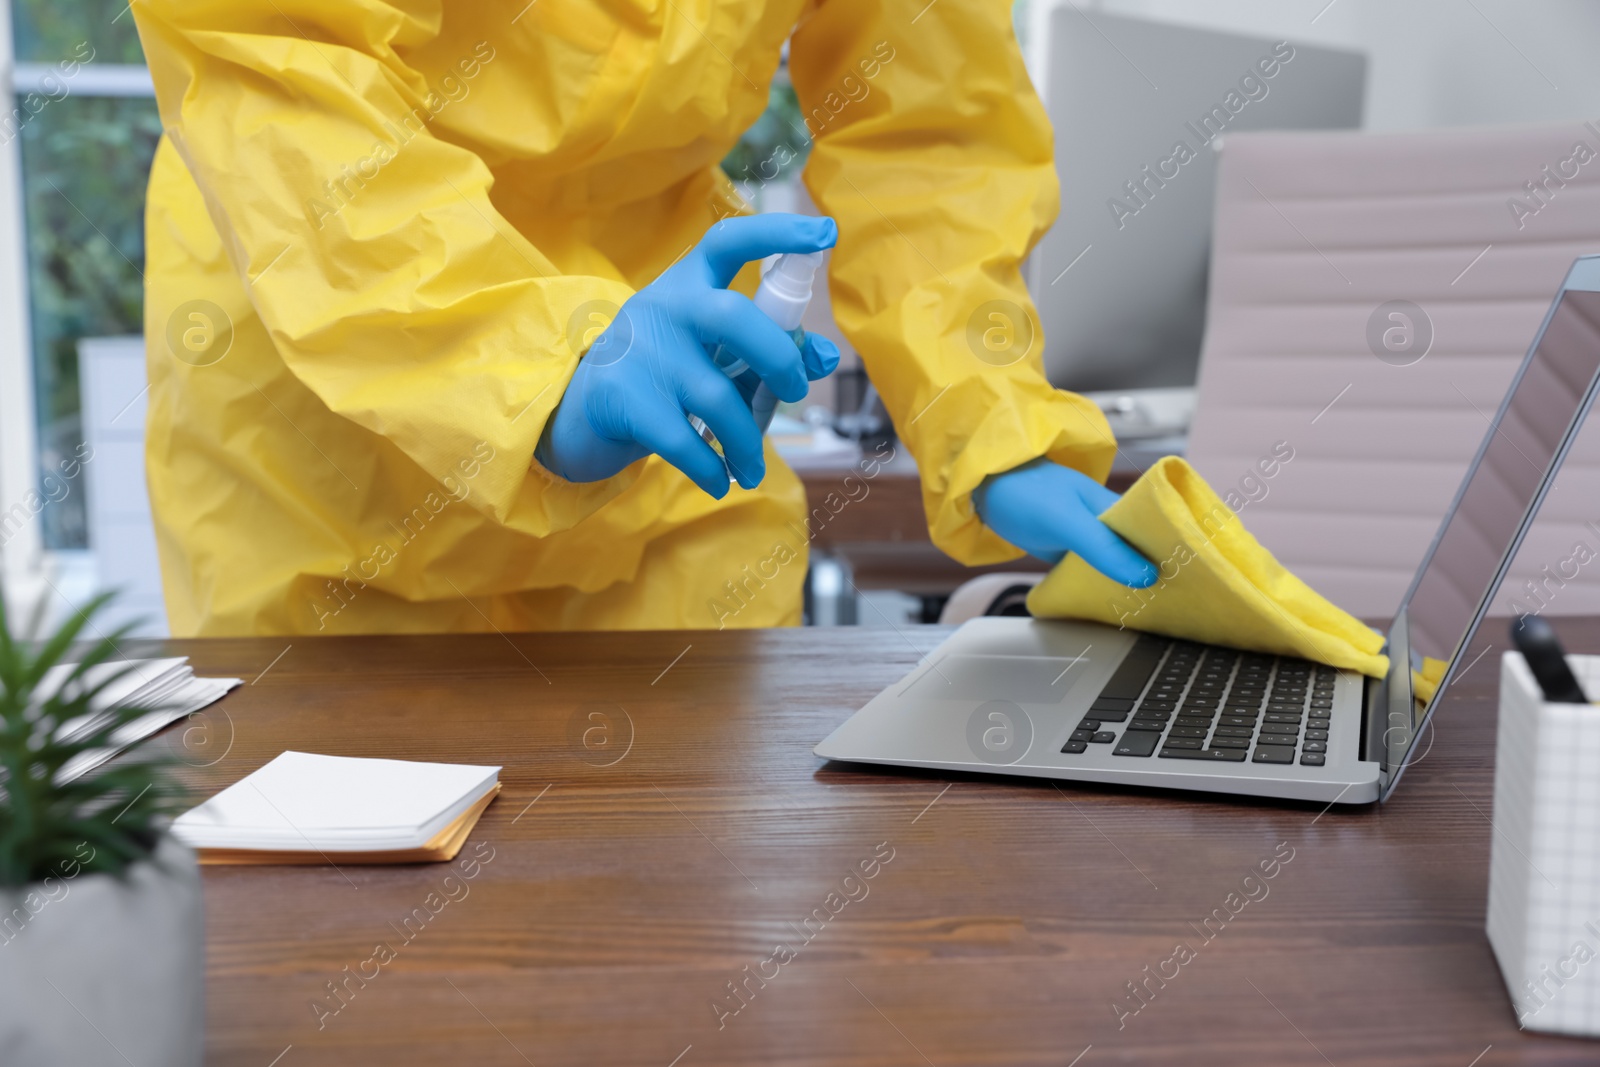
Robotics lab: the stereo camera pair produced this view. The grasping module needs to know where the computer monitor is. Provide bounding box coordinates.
[1028,10,1366,391]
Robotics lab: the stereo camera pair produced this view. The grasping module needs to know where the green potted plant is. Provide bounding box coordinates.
[0,591,203,1067]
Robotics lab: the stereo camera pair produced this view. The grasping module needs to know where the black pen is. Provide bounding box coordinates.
[1510,615,1589,703]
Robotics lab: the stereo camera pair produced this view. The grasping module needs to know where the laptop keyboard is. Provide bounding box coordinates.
[1061,635,1335,767]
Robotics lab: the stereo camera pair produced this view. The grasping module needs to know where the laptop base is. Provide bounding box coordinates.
[814,618,1380,805]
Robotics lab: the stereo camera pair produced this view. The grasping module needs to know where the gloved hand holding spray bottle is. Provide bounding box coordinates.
[689,250,826,464]
[536,214,839,499]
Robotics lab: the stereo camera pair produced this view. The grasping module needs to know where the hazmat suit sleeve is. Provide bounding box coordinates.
[132,1,637,536]
[788,0,1117,566]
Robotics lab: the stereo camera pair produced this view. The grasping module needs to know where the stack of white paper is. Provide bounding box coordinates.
[173,751,502,854]
[37,657,242,782]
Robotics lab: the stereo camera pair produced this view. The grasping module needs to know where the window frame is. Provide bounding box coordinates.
[0,0,42,594]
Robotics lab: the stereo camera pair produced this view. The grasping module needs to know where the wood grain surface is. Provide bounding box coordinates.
[129,618,1600,1066]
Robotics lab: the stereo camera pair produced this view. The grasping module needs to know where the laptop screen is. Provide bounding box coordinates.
[1394,286,1600,765]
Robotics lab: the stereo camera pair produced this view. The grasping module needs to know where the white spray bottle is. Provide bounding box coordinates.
[689,251,824,467]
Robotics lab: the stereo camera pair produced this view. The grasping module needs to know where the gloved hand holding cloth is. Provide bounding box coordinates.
[1013,456,1389,677]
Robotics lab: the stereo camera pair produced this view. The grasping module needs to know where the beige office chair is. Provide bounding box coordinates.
[1186,122,1600,618]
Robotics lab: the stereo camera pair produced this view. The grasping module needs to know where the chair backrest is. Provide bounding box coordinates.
[1186,122,1600,618]
[938,573,1042,626]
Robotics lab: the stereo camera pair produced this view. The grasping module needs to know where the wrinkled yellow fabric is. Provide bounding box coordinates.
[1027,457,1389,677]
[132,0,1111,636]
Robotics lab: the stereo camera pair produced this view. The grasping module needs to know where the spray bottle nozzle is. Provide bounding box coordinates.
[764,251,824,300]
[753,251,824,333]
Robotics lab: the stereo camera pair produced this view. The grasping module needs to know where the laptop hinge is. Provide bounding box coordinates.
[1372,609,1418,798]
[1360,672,1383,767]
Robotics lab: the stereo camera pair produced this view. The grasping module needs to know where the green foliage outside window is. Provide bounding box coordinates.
[12,0,145,64]
[721,80,811,190]
[20,95,161,549]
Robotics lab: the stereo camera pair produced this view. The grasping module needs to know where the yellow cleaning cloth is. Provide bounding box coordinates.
[1412,656,1448,705]
[1025,457,1389,677]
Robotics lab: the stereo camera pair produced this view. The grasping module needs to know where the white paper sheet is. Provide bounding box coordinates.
[172,751,501,852]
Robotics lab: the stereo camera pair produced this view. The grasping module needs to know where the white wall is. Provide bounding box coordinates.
[1051,0,1600,131]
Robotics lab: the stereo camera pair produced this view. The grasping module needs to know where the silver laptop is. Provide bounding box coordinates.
[817,257,1600,805]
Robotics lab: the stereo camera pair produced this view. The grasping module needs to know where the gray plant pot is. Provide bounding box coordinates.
[0,833,204,1066]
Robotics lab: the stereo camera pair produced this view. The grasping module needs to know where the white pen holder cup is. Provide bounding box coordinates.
[1487,651,1600,1035]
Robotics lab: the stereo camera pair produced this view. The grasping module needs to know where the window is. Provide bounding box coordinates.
[12,0,155,551]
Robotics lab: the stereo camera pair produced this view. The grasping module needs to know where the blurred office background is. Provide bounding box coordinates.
[4,0,1600,635]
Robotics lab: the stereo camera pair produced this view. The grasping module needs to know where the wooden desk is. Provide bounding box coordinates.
[145,621,1596,1066]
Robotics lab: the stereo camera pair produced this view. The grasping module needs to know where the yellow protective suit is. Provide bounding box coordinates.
[133,0,1115,636]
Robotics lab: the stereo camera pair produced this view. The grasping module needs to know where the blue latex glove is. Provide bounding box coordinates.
[537,214,841,498]
[974,459,1159,587]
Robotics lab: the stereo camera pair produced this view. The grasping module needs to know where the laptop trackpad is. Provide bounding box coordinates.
[902,654,1090,705]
